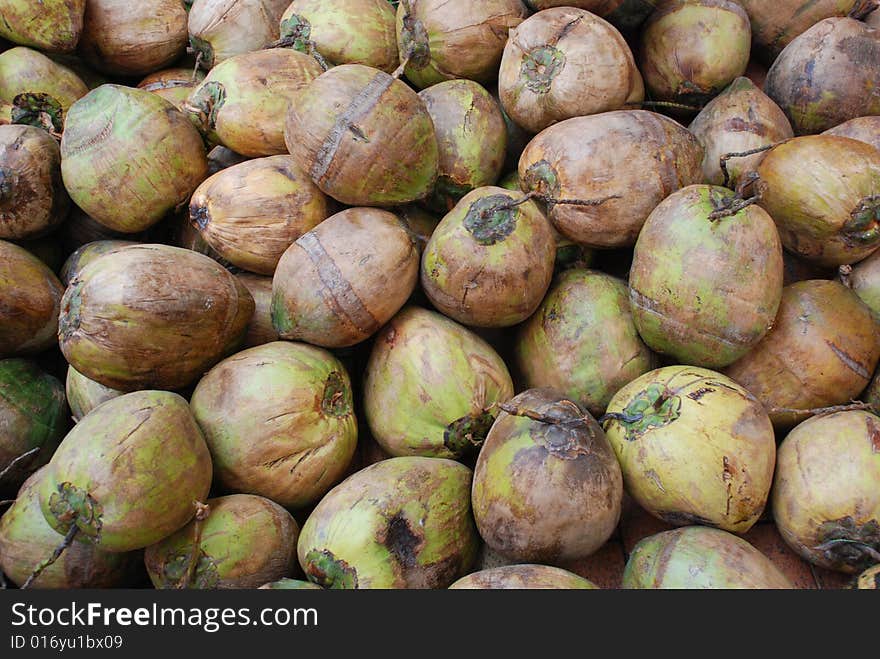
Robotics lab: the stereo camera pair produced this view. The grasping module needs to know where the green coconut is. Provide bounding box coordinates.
[421,187,556,328]
[471,388,623,563]
[628,184,784,368]
[418,80,507,212]
[0,468,140,588]
[449,564,598,589]
[0,359,68,492]
[0,47,88,113]
[845,248,880,322]
[623,526,793,589]
[363,306,514,459]
[284,63,439,206]
[64,366,123,423]
[144,494,299,589]
[38,390,213,553]
[279,0,399,73]
[515,269,656,416]
[185,48,323,158]
[190,342,358,510]
[58,244,254,392]
[61,85,208,234]
[297,456,479,589]
[772,410,880,573]
[0,0,86,53]
[0,240,64,357]
[0,124,69,241]
[603,365,776,533]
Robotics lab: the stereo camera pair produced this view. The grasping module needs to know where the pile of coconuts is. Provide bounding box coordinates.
[1,0,880,592]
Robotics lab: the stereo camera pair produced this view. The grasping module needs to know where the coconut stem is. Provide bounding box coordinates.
[768,401,874,417]
[0,447,39,482]
[850,0,879,20]
[814,538,880,563]
[498,400,586,428]
[707,192,761,221]
[191,51,203,83]
[625,100,704,112]
[719,143,787,189]
[21,523,79,590]
[391,55,411,81]
[178,501,210,590]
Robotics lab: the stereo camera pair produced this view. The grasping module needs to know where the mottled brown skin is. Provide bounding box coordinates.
[144,494,300,589]
[397,0,528,89]
[78,0,187,76]
[272,208,419,348]
[138,67,205,111]
[0,468,140,589]
[419,80,507,212]
[689,77,794,188]
[284,63,439,206]
[0,240,64,357]
[234,273,278,348]
[756,135,880,267]
[59,240,138,286]
[0,125,70,240]
[740,0,859,61]
[764,18,880,135]
[472,388,623,563]
[498,7,640,134]
[421,187,556,328]
[58,244,255,392]
[824,116,880,151]
[639,0,751,108]
[724,280,880,429]
[189,155,329,275]
[449,564,598,589]
[188,0,289,69]
[518,110,704,248]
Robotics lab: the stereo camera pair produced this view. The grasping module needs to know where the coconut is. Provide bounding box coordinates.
[689,77,794,189]
[396,0,528,89]
[272,208,419,348]
[58,244,254,392]
[0,240,64,357]
[137,67,205,111]
[297,456,479,588]
[419,80,507,211]
[518,111,703,248]
[234,273,278,348]
[0,0,85,53]
[190,342,358,509]
[724,280,880,428]
[755,135,880,267]
[78,0,188,76]
[498,7,641,134]
[0,468,139,588]
[629,185,784,368]
[623,526,793,588]
[764,18,880,135]
[740,0,862,62]
[773,410,880,573]
[145,494,299,589]
[604,366,776,533]
[64,366,123,423]
[0,125,69,240]
[421,187,555,328]
[61,85,208,234]
[515,269,656,416]
[846,249,880,322]
[0,360,67,492]
[279,0,399,73]
[824,116,880,151]
[364,306,514,459]
[449,564,598,589]
[188,0,290,70]
[284,63,439,206]
[0,47,88,113]
[186,48,322,158]
[37,391,212,554]
[639,0,751,108]
[259,578,322,589]
[472,388,623,563]
[189,155,329,275]
[59,239,137,286]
